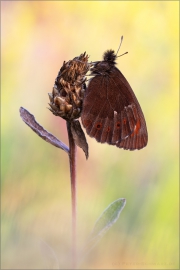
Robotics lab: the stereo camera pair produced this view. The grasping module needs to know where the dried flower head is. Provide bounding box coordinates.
[48,52,91,121]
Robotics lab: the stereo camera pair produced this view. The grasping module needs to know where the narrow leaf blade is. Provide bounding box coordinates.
[84,198,126,255]
[19,107,69,153]
[71,120,89,159]
[92,198,126,238]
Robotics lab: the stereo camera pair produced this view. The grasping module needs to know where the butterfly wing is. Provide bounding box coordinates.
[81,67,148,150]
[109,67,148,150]
[81,75,116,145]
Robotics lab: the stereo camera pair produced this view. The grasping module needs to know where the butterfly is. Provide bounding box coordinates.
[81,36,148,150]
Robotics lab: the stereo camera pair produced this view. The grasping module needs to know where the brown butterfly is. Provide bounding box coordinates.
[81,36,148,150]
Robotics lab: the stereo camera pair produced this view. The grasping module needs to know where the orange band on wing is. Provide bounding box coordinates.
[131,120,141,136]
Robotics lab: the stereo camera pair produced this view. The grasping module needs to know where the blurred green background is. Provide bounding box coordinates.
[1,1,179,269]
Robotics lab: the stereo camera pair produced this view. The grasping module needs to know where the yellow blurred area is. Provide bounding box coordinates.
[1,1,179,269]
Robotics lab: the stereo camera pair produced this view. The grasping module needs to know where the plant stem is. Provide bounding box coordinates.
[67,121,77,269]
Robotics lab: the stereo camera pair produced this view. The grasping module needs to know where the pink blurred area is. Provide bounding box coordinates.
[1,1,179,269]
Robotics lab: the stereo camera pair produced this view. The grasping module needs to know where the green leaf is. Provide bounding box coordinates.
[84,198,126,256]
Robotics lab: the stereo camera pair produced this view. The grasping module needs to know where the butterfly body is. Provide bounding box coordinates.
[81,50,148,150]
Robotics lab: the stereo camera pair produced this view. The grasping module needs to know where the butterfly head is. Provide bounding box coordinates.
[103,50,117,64]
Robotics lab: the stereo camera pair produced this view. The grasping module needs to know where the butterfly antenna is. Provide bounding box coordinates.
[116,36,128,58]
[116,36,123,56]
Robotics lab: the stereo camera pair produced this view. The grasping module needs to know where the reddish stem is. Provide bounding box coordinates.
[67,121,77,269]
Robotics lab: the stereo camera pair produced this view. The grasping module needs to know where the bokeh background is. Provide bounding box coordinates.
[1,1,179,269]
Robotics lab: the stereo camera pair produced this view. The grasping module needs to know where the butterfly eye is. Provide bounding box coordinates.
[96,123,102,130]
